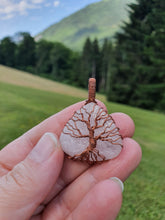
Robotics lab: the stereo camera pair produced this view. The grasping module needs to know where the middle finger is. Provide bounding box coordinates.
[42,112,135,204]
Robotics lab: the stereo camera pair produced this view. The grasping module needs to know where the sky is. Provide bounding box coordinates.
[0,0,101,40]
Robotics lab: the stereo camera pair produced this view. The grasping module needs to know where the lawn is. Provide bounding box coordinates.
[0,65,105,102]
[0,69,165,219]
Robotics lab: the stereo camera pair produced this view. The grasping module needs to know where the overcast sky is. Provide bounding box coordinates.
[0,0,101,39]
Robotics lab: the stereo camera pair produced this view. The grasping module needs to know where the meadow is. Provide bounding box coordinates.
[0,66,165,219]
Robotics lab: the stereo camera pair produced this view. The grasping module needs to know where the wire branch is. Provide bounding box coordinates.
[62,103,122,164]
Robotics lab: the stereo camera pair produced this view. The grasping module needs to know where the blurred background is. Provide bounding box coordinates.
[0,0,165,219]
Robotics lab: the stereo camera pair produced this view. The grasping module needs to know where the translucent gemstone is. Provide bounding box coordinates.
[60,102,122,163]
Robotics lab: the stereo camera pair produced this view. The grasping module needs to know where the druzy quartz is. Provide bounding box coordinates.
[60,78,123,164]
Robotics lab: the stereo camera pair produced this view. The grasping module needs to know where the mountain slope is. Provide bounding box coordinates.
[37,0,135,50]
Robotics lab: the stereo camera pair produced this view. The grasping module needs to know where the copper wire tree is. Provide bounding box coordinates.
[60,78,122,165]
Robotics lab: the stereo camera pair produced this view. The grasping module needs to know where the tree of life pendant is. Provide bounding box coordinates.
[60,78,123,165]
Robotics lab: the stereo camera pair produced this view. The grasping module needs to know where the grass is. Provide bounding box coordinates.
[0,65,96,100]
[0,66,165,219]
[0,81,82,148]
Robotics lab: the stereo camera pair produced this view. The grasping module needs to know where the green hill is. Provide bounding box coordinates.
[0,66,165,219]
[36,0,135,50]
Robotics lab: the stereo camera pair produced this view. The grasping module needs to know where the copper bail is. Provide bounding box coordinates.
[87,78,96,103]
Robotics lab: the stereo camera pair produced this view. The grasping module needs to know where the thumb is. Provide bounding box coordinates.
[0,132,64,220]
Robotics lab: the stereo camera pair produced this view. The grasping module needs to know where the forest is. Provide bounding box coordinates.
[0,0,164,112]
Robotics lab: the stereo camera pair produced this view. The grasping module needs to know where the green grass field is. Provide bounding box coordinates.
[0,67,165,219]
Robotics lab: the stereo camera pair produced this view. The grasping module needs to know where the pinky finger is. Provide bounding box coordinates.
[67,179,123,220]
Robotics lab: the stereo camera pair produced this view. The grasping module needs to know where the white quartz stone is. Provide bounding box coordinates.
[60,102,122,162]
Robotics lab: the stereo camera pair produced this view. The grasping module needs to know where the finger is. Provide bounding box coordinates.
[0,133,63,220]
[36,112,135,204]
[31,179,122,220]
[0,101,137,207]
[0,100,105,176]
[25,99,106,144]
[111,113,135,138]
[42,158,89,204]
[67,179,123,220]
[0,101,85,176]
[42,138,142,219]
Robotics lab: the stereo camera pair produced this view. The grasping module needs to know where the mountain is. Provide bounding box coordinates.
[36,0,135,50]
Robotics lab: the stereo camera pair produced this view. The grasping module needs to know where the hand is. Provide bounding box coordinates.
[0,101,142,220]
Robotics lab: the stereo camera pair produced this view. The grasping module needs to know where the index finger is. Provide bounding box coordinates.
[0,100,106,174]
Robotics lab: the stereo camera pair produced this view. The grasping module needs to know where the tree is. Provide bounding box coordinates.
[60,102,122,164]
[107,0,165,111]
[0,37,16,67]
[50,42,74,82]
[78,37,93,88]
[100,39,113,93]
[92,38,101,91]
[69,51,81,85]
[15,32,36,71]
[78,37,102,91]
[35,40,54,75]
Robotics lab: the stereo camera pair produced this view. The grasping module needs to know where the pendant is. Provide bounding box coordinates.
[60,78,123,165]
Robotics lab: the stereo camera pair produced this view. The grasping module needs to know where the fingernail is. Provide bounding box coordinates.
[110,177,124,193]
[28,132,60,163]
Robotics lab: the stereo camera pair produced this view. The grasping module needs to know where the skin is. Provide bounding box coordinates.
[0,100,142,220]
